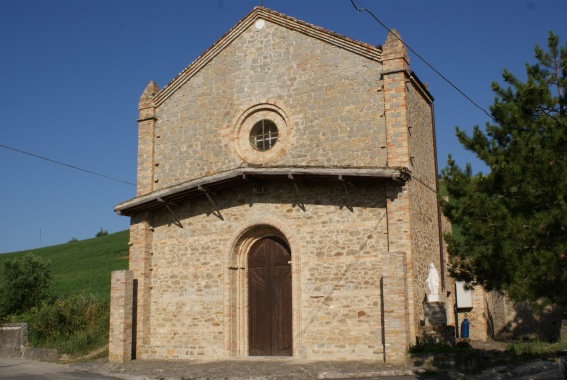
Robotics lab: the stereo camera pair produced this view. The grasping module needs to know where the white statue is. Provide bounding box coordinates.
[426,262,440,302]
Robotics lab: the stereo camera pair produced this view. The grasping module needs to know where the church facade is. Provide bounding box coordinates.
[109,7,445,364]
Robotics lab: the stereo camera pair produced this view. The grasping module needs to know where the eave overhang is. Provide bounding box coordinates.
[115,167,409,217]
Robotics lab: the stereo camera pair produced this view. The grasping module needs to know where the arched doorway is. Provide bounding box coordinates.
[248,237,292,356]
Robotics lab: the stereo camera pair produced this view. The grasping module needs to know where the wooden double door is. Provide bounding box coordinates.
[248,237,292,356]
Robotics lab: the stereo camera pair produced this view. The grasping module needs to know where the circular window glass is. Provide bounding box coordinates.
[250,119,278,151]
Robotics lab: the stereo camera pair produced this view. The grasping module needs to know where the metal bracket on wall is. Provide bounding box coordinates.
[338,175,354,212]
[198,185,224,221]
[288,174,306,212]
[157,197,184,228]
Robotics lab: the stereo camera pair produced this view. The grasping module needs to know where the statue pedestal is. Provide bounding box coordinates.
[419,302,454,345]
[424,301,447,326]
[418,325,456,345]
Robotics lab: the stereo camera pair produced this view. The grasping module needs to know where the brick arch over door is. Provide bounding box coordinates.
[224,220,303,357]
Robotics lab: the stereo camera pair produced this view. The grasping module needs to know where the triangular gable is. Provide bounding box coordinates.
[154,6,382,106]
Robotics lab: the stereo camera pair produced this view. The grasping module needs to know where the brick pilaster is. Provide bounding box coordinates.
[128,212,153,355]
[381,251,410,364]
[109,270,134,363]
[385,182,416,349]
[382,29,411,169]
[137,81,159,196]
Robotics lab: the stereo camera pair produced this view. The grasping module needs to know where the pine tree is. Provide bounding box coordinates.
[441,32,567,307]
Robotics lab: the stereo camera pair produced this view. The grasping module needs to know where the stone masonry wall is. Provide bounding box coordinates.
[468,288,489,341]
[440,213,457,332]
[406,82,436,189]
[485,291,564,341]
[406,79,442,335]
[135,181,390,360]
[151,20,385,190]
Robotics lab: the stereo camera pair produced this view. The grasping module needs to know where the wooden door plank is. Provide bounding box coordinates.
[248,237,292,356]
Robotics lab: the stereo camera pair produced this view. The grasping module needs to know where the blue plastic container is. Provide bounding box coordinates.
[461,316,470,339]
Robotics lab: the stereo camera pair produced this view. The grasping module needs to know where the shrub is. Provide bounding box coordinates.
[0,253,52,318]
[409,341,473,354]
[455,340,473,350]
[19,293,109,354]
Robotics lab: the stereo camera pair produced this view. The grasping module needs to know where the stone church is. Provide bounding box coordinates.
[109,7,445,364]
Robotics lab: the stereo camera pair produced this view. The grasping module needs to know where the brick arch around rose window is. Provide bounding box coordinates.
[224,218,303,357]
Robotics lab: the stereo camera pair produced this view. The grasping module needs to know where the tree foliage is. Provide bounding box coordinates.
[0,253,53,317]
[441,32,567,307]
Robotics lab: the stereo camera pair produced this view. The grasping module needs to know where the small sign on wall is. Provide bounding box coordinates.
[456,281,473,309]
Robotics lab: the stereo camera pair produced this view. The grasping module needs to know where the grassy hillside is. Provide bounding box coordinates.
[0,230,129,299]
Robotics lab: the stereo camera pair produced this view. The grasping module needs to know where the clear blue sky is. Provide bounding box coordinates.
[1,0,566,253]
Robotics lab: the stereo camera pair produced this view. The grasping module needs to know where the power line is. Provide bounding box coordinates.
[350,0,494,121]
[0,144,136,186]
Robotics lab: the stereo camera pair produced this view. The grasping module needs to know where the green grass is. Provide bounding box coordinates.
[506,339,567,358]
[0,230,129,300]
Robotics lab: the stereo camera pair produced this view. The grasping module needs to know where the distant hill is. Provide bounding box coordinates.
[0,231,129,300]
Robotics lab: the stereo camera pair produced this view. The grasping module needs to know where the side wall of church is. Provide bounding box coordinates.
[406,80,442,332]
[135,181,390,360]
[150,21,386,190]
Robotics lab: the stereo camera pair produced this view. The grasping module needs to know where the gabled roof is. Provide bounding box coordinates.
[154,6,382,107]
